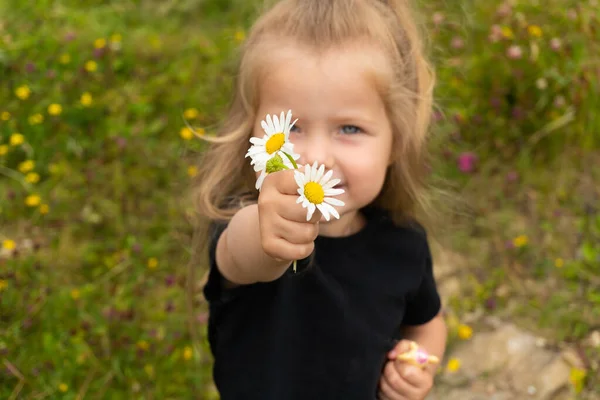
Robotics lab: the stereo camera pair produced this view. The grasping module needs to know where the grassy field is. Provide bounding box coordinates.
[1,0,598,398]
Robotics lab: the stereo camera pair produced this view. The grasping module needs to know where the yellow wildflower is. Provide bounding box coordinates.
[85,60,98,72]
[15,85,31,100]
[0,145,8,156]
[180,127,193,140]
[48,103,62,116]
[2,240,16,250]
[187,165,198,178]
[144,364,154,377]
[147,257,158,269]
[81,92,93,106]
[569,367,587,394]
[137,340,150,350]
[555,258,564,268]
[58,383,68,393]
[70,289,81,300]
[149,36,162,49]
[94,38,106,49]
[513,235,528,248]
[501,26,514,39]
[40,204,50,214]
[110,33,122,43]
[1,111,10,120]
[59,53,71,64]
[10,133,25,146]
[446,358,461,373]
[26,172,40,184]
[25,194,42,207]
[0,280,7,292]
[528,25,542,38]
[234,30,246,42]
[18,160,35,173]
[29,113,44,125]
[49,163,60,175]
[184,108,199,119]
[183,346,193,361]
[457,324,473,340]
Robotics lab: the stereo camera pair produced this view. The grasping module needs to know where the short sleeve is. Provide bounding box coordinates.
[401,240,441,326]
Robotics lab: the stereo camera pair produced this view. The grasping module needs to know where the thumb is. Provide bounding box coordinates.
[388,340,415,359]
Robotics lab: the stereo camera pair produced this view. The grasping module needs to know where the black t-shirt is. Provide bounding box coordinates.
[203,207,441,400]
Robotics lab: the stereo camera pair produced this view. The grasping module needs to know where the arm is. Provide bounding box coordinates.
[216,204,291,286]
[401,311,447,375]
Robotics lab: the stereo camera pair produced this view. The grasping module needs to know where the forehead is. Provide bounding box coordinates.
[256,40,392,112]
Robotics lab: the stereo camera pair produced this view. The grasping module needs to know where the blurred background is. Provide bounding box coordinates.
[0,0,598,398]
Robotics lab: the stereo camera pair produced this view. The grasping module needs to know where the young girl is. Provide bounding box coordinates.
[193,0,447,398]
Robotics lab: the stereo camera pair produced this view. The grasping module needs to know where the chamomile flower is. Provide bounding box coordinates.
[294,162,345,221]
[245,110,299,173]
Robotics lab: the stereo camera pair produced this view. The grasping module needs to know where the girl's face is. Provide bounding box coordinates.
[253,42,394,236]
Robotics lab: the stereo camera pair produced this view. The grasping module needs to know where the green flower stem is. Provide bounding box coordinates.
[282,152,298,170]
[282,152,298,273]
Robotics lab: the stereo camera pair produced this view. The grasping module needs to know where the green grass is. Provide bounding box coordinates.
[1,0,598,398]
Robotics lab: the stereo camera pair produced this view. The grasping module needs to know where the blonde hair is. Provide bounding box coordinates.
[186,0,438,346]
[193,0,435,225]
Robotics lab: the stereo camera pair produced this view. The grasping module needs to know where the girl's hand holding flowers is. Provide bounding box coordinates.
[246,110,345,271]
[257,169,321,263]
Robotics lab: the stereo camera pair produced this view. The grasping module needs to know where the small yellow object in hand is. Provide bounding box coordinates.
[396,341,439,369]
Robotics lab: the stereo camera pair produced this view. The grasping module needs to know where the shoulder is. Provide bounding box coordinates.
[361,206,430,265]
[364,206,428,242]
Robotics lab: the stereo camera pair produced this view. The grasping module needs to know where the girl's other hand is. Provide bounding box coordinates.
[378,340,434,400]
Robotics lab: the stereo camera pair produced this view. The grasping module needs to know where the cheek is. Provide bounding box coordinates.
[345,157,388,192]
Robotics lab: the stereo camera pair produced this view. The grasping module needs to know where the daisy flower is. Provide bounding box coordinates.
[294,162,345,221]
[245,110,300,189]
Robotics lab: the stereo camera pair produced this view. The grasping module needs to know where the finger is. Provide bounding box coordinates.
[272,169,301,196]
[379,376,407,400]
[383,362,420,399]
[379,378,401,400]
[274,218,319,245]
[388,340,415,359]
[263,236,314,262]
[397,364,433,391]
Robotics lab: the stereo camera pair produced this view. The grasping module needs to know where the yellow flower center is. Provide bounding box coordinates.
[304,182,324,204]
[265,133,285,154]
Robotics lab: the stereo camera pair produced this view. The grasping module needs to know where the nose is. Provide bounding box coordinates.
[296,132,335,170]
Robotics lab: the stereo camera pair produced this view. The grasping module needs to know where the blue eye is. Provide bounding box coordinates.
[340,125,362,134]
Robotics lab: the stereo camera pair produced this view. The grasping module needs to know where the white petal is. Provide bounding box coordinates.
[322,178,340,189]
[314,164,325,183]
[273,114,280,133]
[310,162,319,180]
[266,114,275,134]
[319,170,333,185]
[324,197,345,206]
[306,203,316,221]
[316,204,330,221]
[302,198,310,208]
[279,111,285,132]
[284,110,292,134]
[304,164,311,180]
[294,171,305,189]
[296,195,304,203]
[256,171,267,190]
[324,188,345,196]
[322,203,340,219]
[249,137,266,145]
[261,120,270,135]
